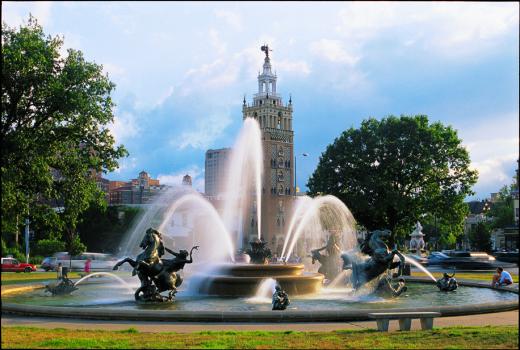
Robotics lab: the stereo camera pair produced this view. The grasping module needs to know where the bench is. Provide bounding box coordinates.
[368,312,441,331]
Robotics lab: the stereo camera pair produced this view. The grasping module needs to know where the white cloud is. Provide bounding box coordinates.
[158,165,205,192]
[154,86,175,107]
[276,59,311,76]
[335,2,518,58]
[108,111,140,144]
[102,62,126,79]
[114,157,137,174]
[173,113,232,150]
[458,112,519,194]
[309,39,360,65]
[209,28,227,56]
[214,9,243,31]
[3,1,53,27]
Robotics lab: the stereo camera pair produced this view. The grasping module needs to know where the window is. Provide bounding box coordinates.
[278,185,284,195]
[278,170,284,181]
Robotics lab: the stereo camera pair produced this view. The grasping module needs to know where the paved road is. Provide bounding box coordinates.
[2,310,518,333]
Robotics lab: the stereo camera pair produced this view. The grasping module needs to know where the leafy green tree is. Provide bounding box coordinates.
[77,205,140,253]
[307,115,478,246]
[468,222,492,252]
[1,16,127,251]
[487,184,516,229]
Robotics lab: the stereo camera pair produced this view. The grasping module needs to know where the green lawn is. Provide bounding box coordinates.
[412,271,519,283]
[1,272,128,286]
[1,326,518,349]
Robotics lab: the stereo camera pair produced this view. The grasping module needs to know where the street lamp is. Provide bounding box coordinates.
[24,218,30,263]
[294,153,309,195]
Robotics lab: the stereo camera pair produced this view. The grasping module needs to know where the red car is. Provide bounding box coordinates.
[1,257,37,272]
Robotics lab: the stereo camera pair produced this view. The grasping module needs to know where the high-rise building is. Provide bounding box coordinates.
[205,148,231,197]
[241,45,295,254]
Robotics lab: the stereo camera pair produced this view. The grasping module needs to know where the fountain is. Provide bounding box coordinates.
[3,46,517,322]
[409,221,426,252]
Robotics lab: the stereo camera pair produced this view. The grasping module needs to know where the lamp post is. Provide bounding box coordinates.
[294,153,308,195]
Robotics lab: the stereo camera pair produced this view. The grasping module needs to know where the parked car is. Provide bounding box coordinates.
[40,256,57,271]
[405,254,429,266]
[1,257,37,272]
[53,252,119,271]
[492,251,519,264]
[427,250,514,270]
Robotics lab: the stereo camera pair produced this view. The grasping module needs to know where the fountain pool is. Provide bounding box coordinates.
[3,278,517,321]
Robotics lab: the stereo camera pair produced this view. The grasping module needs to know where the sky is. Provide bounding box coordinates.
[3,1,519,200]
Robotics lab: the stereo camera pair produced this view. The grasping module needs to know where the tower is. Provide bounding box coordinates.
[242,45,294,254]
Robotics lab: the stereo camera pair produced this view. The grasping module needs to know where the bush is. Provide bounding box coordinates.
[1,238,27,262]
[29,255,44,265]
[34,239,65,256]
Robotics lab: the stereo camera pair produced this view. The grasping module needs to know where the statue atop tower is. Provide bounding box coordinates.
[261,44,272,58]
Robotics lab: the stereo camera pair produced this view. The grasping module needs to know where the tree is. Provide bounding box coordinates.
[34,238,65,256]
[1,16,128,251]
[486,169,518,229]
[307,115,478,246]
[468,222,492,252]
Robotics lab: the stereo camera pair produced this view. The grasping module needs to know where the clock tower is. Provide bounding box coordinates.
[242,45,295,254]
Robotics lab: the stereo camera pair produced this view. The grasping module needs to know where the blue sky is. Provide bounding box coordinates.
[4,1,519,200]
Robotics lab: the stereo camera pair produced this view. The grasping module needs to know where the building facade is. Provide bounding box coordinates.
[107,171,165,205]
[241,46,295,253]
[205,148,231,197]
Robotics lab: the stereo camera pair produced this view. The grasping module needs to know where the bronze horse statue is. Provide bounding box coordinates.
[113,228,198,302]
[342,229,406,290]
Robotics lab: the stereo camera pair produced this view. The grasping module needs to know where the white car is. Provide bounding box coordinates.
[53,252,119,271]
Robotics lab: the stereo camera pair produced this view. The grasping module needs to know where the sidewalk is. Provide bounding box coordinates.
[2,310,518,333]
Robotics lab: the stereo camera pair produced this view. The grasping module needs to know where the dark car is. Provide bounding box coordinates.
[428,250,513,270]
[40,257,57,271]
[405,254,429,266]
[492,251,519,264]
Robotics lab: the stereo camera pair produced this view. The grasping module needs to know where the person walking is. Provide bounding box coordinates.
[84,258,92,275]
[56,262,63,280]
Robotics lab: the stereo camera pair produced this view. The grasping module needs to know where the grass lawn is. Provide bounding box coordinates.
[1,271,128,286]
[411,271,519,283]
[1,325,518,349]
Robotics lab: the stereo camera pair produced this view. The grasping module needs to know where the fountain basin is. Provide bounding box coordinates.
[221,264,306,277]
[202,274,324,296]
[195,263,324,296]
[2,278,517,322]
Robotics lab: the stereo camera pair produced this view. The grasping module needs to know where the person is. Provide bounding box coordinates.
[272,285,290,310]
[492,267,513,287]
[84,258,92,275]
[56,262,63,280]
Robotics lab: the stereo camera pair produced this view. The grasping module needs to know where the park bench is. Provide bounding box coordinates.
[368,312,441,331]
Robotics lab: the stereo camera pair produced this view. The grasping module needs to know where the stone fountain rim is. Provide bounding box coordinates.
[2,278,517,322]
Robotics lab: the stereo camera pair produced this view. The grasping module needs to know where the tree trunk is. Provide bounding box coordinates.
[15,215,19,246]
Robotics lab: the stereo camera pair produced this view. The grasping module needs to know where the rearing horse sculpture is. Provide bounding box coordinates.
[342,229,406,291]
[113,228,198,302]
